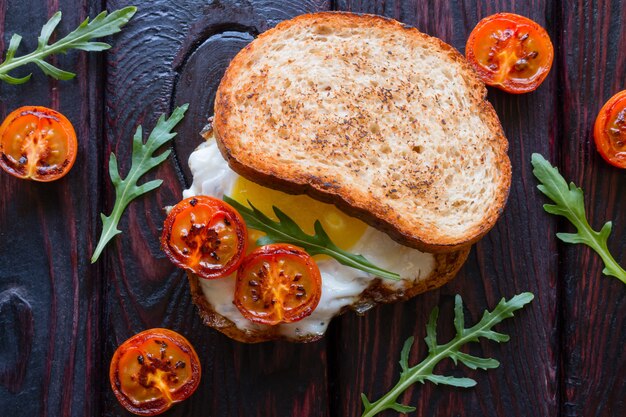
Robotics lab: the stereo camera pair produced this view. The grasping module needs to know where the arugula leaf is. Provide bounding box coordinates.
[361,292,533,417]
[531,153,626,284]
[0,7,136,84]
[91,104,188,263]
[223,196,401,280]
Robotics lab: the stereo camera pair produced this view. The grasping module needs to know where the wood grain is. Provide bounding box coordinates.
[558,1,626,416]
[0,288,33,394]
[2,1,626,416]
[0,1,105,416]
[101,1,331,416]
[334,1,559,416]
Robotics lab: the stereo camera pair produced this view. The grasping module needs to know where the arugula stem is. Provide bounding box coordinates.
[91,210,122,263]
[362,293,533,416]
[362,369,424,417]
[224,197,401,280]
[91,104,188,263]
[324,249,400,279]
[572,217,626,283]
[249,216,398,279]
[532,153,626,285]
[0,37,83,75]
[594,241,626,284]
[0,7,136,83]
[362,324,486,417]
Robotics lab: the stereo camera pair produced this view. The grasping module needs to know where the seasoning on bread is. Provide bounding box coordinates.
[183,11,512,343]
[213,12,511,253]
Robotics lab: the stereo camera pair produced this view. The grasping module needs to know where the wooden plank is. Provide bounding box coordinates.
[558,1,626,415]
[333,1,559,416]
[0,0,105,416]
[101,1,331,416]
[5,1,625,416]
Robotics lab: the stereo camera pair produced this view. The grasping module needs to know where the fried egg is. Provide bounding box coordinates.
[183,136,435,339]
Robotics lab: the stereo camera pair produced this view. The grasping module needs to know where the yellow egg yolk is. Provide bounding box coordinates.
[231,176,367,251]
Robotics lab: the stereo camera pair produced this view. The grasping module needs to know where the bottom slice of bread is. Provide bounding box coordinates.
[188,248,470,343]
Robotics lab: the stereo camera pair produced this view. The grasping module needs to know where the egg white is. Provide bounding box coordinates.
[183,138,435,339]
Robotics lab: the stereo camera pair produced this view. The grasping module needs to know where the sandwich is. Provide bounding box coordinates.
[163,12,511,342]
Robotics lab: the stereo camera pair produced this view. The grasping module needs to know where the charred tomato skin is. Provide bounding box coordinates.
[594,90,626,168]
[234,243,322,325]
[0,106,78,181]
[161,196,248,279]
[466,13,554,94]
[109,328,201,416]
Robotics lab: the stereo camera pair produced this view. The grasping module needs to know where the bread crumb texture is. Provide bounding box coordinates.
[214,12,511,251]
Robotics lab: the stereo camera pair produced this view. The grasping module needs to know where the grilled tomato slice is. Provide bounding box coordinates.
[0,106,77,181]
[235,244,322,325]
[466,13,554,93]
[161,196,248,279]
[594,90,626,168]
[109,328,201,416]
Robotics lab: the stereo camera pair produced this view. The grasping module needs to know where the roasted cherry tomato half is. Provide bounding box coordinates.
[161,196,248,279]
[109,328,201,416]
[594,90,626,168]
[466,13,554,94]
[0,106,77,181]
[234,244,322,325]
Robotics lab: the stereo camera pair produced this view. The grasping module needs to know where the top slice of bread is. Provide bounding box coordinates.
[213,12,511,252]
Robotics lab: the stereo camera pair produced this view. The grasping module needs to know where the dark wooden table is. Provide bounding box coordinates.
[1,1,625,416]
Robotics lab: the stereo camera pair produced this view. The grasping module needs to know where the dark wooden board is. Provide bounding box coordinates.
[0,1,106,416]
[558,1,626,416]
[100,1,332,416]
[0,0,625,416]
[335,1,559,416]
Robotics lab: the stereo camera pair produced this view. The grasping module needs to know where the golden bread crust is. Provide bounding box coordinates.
[214,12,511,253]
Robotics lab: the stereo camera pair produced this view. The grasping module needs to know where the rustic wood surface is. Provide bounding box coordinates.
[0,0,623,416]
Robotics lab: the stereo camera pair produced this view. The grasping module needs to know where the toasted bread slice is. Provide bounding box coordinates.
[213,12,511,253]
[188,248,470,343]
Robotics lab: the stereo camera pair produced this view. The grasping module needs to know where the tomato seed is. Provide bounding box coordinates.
[514,59,528,71]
